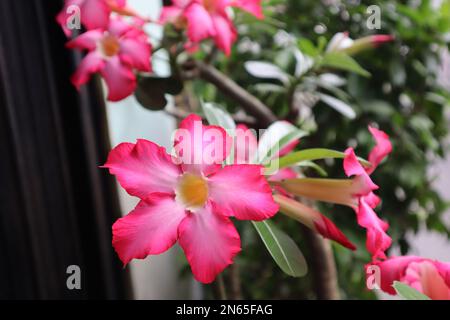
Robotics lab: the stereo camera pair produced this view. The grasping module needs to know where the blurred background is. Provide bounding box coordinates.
[0,0,449,299]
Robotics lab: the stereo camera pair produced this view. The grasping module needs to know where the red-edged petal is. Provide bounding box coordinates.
[100,55,136,101]
[174,114,231,176]
[103,139,182,198]
[70,51,105,89]
[234,124,258,164]
[367,126,392,174]
[178,202,241,283]
[208,164,279,221]
[344,148,378,193]
[80,0,111,30]
[211,13,237,55]
[66,29,103,50]
[357,198,391,261]
[273,194,356,250]
[184,3,216,43]
[119,38,152,72]
[112,193,187,265]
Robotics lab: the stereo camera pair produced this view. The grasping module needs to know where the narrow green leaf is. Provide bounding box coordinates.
[320,52,371,77]
[268,148,370,172]
[252,220,307,277]
[296,160,328,177]
[393,281,431,300]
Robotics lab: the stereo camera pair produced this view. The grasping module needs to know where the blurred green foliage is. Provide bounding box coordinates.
[193,0,450,299]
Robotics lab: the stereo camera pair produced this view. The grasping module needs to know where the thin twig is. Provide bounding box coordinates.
[181,60,277,127]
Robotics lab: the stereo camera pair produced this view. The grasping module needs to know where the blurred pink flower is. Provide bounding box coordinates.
[57,0,128,36]
[160,0,263,55]
[103,115,279,283]
[372,256,450,299]
[66,17,151,101]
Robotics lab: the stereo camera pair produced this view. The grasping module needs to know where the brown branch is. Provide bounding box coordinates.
[302,226,340,299]
[182,60,277,127]
[165,106,256,126]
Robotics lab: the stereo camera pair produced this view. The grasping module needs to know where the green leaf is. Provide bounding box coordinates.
[252,220,308,277]
[202,102,236,130]
[296,160,328,177]
[318,93,356,119]
[393,281,431,300]
[269,148,370,172]
[320,52,371,77]
[257,122,308,167]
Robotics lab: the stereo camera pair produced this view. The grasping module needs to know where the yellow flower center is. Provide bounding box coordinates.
[100,34,120,57]
[176,173,209,210]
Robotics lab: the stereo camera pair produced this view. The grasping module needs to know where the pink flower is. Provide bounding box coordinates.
[342,126,393,260]
[234,123,356,250]
[274,126,393,260]
[371,256,450,299]
[160,0,263,55]
[57,0,128,37]
[66,17,151,101]
[103,115,279,283]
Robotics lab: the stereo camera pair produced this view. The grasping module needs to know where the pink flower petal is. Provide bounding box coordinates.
[409,261,450,299]
[70,51,105,89]
[103,139,182,198]
[208,164,279,221]
[373,256,450,298]
[159,6,183,23]
[232,0,264,19]
[234,124,258,164]
[184,3,216,43]
[80,0,111,30]
[108,17,134,37]
[112,193,187,265]
[100,55,136,101]
[357,198,391,261]
[66,29,103,50]
[174,114,231,176]
[178,202,241,283]
[211,13,237,55]
[367,126,392,174]
[344,148,379,193]
[119,38,152,72]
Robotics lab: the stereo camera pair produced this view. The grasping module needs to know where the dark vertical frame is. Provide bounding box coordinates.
[0,0,132,299]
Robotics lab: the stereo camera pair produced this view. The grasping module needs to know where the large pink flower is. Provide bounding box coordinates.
[371,256,450,299]
[57,0,128,36]
[160,0,263,55]
[274,126,393,260]
[66,17,151,101]
[234,123,356,250]
[103,114,279,283]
